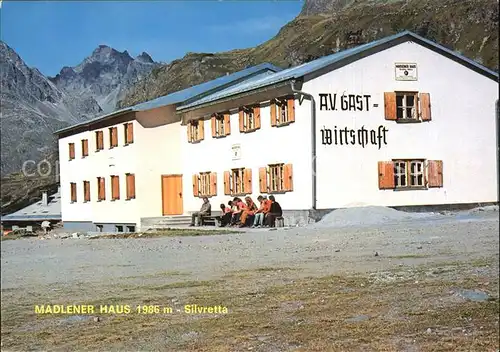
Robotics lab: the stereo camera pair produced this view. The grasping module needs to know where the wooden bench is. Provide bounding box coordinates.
[200,215,221,227]
[275,216,284,228]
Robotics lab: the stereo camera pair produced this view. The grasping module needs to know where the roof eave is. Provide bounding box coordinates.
[177,79,295,124]
[53,108,134,136]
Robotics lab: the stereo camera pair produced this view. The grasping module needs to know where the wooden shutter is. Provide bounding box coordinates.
[239,108,245,132]
[224,171,231,195]
[111,176,120,200]
[126,174,135,199]
[211,116,216,137]
[210,172,217,196]
[70,183,77,202]
[84,181,90,202]
[192,174,199,197]
[254,105,261,129]
[384,92,397,121]
[187,123,192,143]
[224,113,231,135]
[96,131,104,150]
[420,93,431,121]
[110,127,118,147]
[98,177,106,200]
[378,161,395,189]
[244,168,252,194]
[427,160,443,187]
[270,100,277,126]
[69,143,75,160]
[198,119,204,141]
[126,123,134,144]
[82,140,88,157]
[259,167,268,193]
[283,164,294,191]
[287,97,295,122]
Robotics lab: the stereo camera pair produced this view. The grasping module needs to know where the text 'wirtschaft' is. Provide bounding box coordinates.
[320,125,388,149]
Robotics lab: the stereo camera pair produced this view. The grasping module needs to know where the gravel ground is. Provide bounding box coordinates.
[2,207,499,290]
[1,207,499,351]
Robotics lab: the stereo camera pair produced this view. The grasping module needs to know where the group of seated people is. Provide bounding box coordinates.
[220,195,283,228]
[189,195,283,228]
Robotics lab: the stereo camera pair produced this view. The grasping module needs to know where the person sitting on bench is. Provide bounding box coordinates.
[253,195,271,227]
[217,202,233,227]
[239,196,258,227]
[230,197,245,226]
[264,195,282,227]
[190,197,211,226]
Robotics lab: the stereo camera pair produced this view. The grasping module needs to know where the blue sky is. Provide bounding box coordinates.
[1,1,302,77]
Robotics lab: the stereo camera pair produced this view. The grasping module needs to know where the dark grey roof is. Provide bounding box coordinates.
[178,30,498,111]
[54,63,282,135]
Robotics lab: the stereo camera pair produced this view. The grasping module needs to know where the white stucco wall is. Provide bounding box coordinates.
[59,106,184,228]
[58,120,140,226]
[181,99,313,213]
[135,114,183,218]
[304,41,499,209]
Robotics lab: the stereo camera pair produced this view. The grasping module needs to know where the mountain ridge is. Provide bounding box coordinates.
[119,0,498,108]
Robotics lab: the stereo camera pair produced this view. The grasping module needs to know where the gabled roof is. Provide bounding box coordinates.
[54,63,282,136]
[178,30,498,112]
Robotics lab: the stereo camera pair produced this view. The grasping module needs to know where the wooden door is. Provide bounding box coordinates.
[161,175,183,215]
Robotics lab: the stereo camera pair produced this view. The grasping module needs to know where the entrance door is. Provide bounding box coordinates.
[161,175,183,215]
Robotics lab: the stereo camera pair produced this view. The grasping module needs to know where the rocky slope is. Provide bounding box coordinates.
[1,43,158,214]
[50,46,159,113]
[120,0,498,108]
[0,41,102,176]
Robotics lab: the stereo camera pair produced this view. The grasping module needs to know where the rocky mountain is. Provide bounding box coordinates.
[0,41,102,176]
[119,0,498,108]
[0,42,158,178]
[50,46,159,113]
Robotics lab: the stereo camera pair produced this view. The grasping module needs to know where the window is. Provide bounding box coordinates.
[126,225,135,233]
[124,123,134,144]
[126,173,136,200]
[271,97,295,127]
[69,143,75,160]
[70,182,77,203]
[96,131,104,151]
[111,175,120,200]
[384,92,431,122]
[193,172,217,197]
[378,160,443,190]
[81,139,89,157]
[211,113,230,138]
[97,177,106,201]
[223,168,252,196]
[115,225,123,233]
[109,127,118,148]
[239,105,261,133]
[187,119,204,143]
[96,224,103,232]
[83,181,91,202]
[259,164,293,193]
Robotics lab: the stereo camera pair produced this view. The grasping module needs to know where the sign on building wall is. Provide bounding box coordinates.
[231,144,241,160]
[395,62,418,81]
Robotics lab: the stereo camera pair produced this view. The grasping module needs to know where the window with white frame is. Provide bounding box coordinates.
[268,164,285,192]
[276,98,289,124]
[199,172,211,196]
[394,160,425,188]
[231,168,245,195]
[396,92,418,120]
[214,114,225,137]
